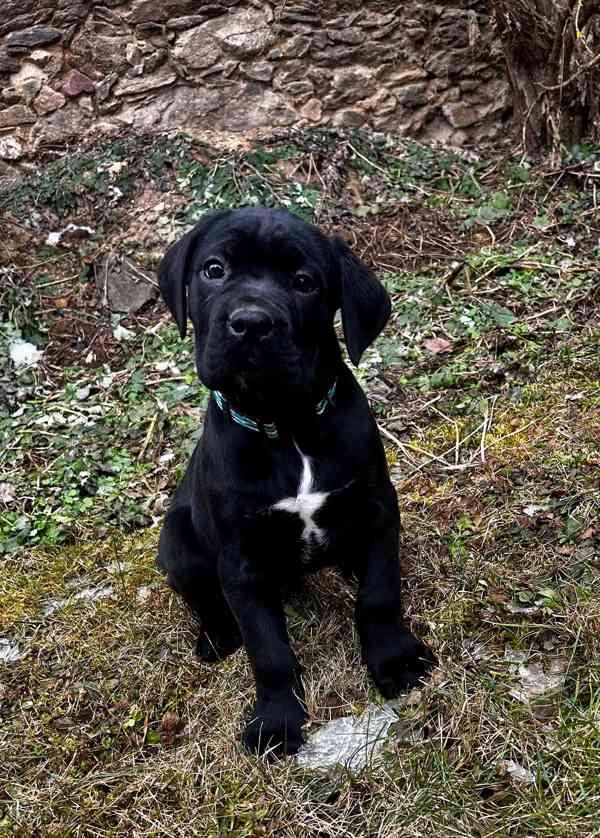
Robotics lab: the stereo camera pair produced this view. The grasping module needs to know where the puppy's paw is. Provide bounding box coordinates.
[243,695,308,758]
[365,629,436,699]
[195,626,242,663]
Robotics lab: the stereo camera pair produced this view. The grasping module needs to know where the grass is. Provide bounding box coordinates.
[1,129,599,837]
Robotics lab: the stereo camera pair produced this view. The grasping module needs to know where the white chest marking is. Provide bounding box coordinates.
[274,447,328,548]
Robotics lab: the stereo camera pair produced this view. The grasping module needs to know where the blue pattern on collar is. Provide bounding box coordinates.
[212,380,337,439]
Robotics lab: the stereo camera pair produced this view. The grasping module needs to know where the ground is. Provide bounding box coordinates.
[0,129,599,837]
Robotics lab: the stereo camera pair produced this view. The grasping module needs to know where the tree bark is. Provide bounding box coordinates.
[491,0,600,154]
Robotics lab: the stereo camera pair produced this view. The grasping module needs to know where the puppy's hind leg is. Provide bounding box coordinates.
[158,506,242,662]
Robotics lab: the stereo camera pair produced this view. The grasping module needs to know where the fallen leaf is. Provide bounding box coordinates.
[423,337,453,354]
[161,711,180,732]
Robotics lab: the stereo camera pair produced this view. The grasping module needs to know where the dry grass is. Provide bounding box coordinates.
[2,333,599,838]
[1,131,600,837]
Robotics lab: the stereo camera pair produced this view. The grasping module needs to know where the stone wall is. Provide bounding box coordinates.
[0,0,510,161]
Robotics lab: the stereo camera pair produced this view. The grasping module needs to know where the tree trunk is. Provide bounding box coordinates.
[491,0,600,155]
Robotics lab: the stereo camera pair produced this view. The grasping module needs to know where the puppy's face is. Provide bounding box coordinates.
[188,208,337,397]
[159,207,390,408]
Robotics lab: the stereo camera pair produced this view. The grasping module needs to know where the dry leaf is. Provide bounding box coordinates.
[423,337,453,354]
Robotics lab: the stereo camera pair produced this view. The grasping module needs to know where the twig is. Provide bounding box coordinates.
[479,396,498,464]
[377,424,417,466]
[487,419,537,448]
[138,412,159,462]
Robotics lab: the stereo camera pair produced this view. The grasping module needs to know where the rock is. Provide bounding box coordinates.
[31,102,91,144]
[172,24,222,70]
[358,10,396,28]
[269,34,311,59]
[169,15,208,31]
[28,47,62,77]
[215,86,296,131]
[15,75,42,104]
[0,4,51,38]
[326,12,361,28]
[300,97,321,122]
[115,91,172,128]
[460,79,479,93]
[142,48,167,74]
[29,48,53,67]
[70,22,131,77]
[52,3,90,28]
[240,61,273,82]
[198,8,275,58]
[363,89,397,116]
[134,23,172,48]
[272,61,309,89]
[96,253,158,313]
[432,10,471,49]
[388,66,427,86]
[395,82,428,108]
[96,73,119,102]
[33,84,65,115]
[78,94,94,114]
[9,60,47,88]
[0,135,23,160]
[425,48,471,77]
[114,66,176,97]
[6,26,62,49]
[0,104,35,127]
[442,101,481,128]
[126,42,143,66]
[327,28,362,45]
[284,80,314,99]
[0,52,20,73]
[155,85,226,128]
[326,66,376,107]
[62,69,95,97]
[127,0,200,24]
[1,87,21,105]
[332,108,366,128]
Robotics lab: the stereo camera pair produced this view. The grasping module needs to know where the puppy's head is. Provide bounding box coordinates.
[159,207,390,407]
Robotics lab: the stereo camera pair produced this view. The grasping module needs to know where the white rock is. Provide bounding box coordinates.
[0,136,23,160]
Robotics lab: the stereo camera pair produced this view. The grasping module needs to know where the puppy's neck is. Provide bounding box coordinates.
[221,363,340,430]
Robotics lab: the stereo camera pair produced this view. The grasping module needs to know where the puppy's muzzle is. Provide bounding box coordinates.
[227,306,274,342]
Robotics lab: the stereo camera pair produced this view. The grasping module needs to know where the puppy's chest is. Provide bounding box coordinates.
[272,450,328,554]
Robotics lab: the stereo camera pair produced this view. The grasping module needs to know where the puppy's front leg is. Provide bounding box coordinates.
[220,549,307,757]
[355,519,436,698]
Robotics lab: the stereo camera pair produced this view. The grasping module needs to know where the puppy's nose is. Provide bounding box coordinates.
[227,308,274,341]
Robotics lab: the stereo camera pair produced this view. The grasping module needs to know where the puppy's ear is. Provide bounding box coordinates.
[158,211,229,338]
[332,236,391,366]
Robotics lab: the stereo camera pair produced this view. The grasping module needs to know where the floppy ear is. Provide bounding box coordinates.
[332,236,391,366]
[158,210,230,338]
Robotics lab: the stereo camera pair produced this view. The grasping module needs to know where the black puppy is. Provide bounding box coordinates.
[157,206,435,757]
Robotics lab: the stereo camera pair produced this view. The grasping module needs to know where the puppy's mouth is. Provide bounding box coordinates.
[200,338,302,389]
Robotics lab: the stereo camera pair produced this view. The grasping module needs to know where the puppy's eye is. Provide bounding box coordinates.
[203,259,225,280]
[292,272,317,294]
